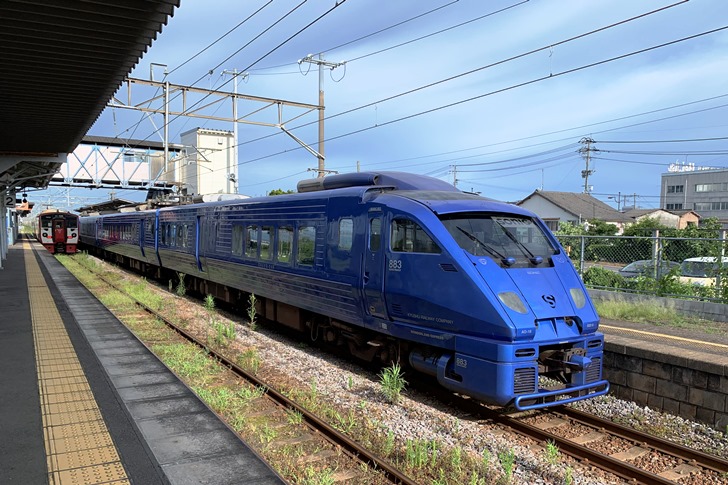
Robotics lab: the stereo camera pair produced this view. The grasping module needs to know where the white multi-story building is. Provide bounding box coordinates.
[178,128,237,196]
[660,164,728,227]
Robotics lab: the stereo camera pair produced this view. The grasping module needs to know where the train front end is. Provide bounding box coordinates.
[401,200,609,410]
[37,211,79,254]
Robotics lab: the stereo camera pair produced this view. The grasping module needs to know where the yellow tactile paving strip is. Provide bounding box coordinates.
[24,242,130,485]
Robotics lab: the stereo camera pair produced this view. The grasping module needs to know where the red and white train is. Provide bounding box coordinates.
[36,210,79,254]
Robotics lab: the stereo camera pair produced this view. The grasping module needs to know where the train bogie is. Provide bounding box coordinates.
[79,172,608,410]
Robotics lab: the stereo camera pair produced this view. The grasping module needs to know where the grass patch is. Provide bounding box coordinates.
[379,362,407,404]
[153,343,224,385]
[124,279,164,311]
[595,299,724,333]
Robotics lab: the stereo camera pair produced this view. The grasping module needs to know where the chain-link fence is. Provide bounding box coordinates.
[555,232,728,304]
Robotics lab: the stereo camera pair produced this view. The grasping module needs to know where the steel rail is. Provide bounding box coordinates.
[92,270,418,485]
[558,406,728,474]
[450,394,684,485]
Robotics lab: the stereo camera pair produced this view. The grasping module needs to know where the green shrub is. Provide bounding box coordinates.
[583,266,626,288]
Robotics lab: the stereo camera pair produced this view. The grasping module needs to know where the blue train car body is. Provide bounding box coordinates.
[79,172,608,410]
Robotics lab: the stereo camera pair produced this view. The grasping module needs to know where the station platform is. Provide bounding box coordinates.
[599,317,728,429]
[0,239,285,485]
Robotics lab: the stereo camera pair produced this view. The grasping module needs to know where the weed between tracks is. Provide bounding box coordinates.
[58,253,570,484]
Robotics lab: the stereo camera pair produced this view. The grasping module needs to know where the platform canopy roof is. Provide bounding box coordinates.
[0,0,180,193]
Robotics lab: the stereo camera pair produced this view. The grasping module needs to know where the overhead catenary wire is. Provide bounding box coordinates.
[345,0,529,64]
[594,136,728,144]
[117,0,349,168]
[231,21,728,171]
[234,1,690,151]
[328,93,728,172]
[249,0,463,72]
[109,1,279,148]
[115,0,701,189]
[167,1,275,77]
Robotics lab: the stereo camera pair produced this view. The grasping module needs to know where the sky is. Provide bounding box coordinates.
[36,0,728,210]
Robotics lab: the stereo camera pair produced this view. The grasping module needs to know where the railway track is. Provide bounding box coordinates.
[67,250,728,484]
[450,394,728,484]
[84,262,418,485]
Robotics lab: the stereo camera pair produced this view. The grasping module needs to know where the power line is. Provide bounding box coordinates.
[234,1,691,151]
[590,156,697,167]
[346,1,529,63]
[115,1,348,161]
[167,1,274,76]
[457,153,582,173]
[247,0,462,72]
[327,93,728,172]
[111,0,314,149]
[601,149,728,156]
[234,21,728,169]
[595,136,728,144]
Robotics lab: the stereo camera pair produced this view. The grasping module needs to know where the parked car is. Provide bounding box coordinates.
[618,260,680,279]
[679,257,728,286]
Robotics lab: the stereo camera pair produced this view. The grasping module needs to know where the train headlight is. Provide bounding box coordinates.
[570,288,586,309]
[498,291,528,314]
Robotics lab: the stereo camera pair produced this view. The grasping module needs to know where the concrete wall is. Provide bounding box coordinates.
[589,289,728,323]
[604,335,728,430]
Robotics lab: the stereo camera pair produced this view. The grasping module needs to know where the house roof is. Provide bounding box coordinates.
[671,210,701,218]
[518,190,631,222]
[622,208,662,219]
[623,208,701,220]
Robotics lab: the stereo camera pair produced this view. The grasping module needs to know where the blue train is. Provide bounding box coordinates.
[79,172,608,410]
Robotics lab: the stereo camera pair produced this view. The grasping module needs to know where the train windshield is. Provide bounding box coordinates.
[440,214,557,261]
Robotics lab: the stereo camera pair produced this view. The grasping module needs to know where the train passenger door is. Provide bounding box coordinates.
[363,214,388,319]
[196,215,206,272]
[53,219,66,243]
[139,218,146,257]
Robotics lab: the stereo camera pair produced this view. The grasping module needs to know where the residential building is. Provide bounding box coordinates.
[622,208,700,229]
[517,190,631,232]
[661,164,728,227]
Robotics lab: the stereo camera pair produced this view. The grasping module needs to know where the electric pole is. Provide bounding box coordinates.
[222,69,248,193]
[579,137,597,193]
[298,54,345,178]
[452,164,458,188]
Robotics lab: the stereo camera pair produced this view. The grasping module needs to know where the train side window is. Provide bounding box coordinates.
[297,226,316,266]
[338,219,353,251]
[166,224,171,246]
[260,226,273,260]
[245,225,259,258]
[369,218,381,251]
[391,218,440,254]
[231,225,243,256]
[277,227,292,263]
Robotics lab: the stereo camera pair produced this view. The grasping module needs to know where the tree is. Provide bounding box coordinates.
[586,219,618,236]
[622,217,669,237]
[267,188,295,196]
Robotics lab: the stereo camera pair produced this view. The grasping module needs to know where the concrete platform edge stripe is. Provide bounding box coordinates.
[23,241,130,484]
